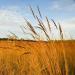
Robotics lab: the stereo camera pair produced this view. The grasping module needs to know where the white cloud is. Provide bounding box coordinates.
[59,18,75,39]
[0,9,26,38]
[0,6,75,39]
[50,0,75,11]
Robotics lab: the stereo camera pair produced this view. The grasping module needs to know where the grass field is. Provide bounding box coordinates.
[0,39,75,75]
[0,6,75,75]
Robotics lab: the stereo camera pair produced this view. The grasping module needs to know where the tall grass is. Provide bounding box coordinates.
[20,6,64,41]
[20,6,70,75]
[0,6,74,75]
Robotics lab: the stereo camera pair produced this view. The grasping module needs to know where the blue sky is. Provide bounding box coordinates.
[0,0,75,19]
[0,0,75,39]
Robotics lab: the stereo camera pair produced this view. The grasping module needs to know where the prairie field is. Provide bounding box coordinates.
[0,5,75,75]
[0,39,75,75]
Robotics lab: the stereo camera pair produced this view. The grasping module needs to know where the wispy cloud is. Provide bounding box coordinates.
[0,8,25,37]
[59,17,75,39]
[0,0,75,38]
[49,0,75,11]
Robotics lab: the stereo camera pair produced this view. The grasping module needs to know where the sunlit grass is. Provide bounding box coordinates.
[0,6,74,75]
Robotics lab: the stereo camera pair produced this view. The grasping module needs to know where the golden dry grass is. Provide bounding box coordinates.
[0,6,75,75]
[0,40,75,75]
